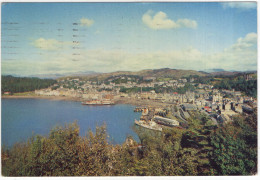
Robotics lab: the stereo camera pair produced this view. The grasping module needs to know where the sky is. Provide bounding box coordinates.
[1,1,257,76]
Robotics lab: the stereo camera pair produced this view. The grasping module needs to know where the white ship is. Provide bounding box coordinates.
[135,119,162,131]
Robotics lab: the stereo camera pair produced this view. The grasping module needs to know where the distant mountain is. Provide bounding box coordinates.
[61,68,208,81]
[28,74,66,79]
[135,68,207,79]
[209,70,257,77]
[202,68,257,76]
[28,71,99,79]
[4,68,256,80]
[1,73,22,78]
[209,71,241,76]
[203,69,225,73]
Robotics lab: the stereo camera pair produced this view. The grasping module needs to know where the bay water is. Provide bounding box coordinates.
[1,98,142,147]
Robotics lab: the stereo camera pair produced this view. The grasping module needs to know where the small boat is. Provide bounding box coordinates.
[135,119,162,131]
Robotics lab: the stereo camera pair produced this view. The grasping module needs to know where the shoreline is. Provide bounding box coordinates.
[1,95,82,102]
[2,95,172,107]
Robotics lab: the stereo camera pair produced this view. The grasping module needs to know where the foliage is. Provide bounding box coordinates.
[175,83,195,94]
[1,75,56,94]
[181,112,216,175]
[193,76,213,84]
[104,75,143,85]
[119,87,153,93]
[214,77,257,98]
[2,123,110,176]
[51,85,59,90]
[209,110,257,175]
[2,110,257,176]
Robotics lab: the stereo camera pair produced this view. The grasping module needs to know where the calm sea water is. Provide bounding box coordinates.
[1,98,142,147]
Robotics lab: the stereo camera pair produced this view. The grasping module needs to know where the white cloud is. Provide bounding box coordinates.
[221,2,257,10]
[3,33,257,76]
[243,32,257,44]
[95,30,101,34]
[80,18,94,27]
[142,10,178,29]
[227,32,257,51]
[32,38,60,50]
[209,32,257,71]
[142,10,197,30]
[177,19,197,29]
[32,38,75,50]
[57,32,257,73]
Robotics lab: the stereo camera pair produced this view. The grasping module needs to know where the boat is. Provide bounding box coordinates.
[82,99,115,105]
[153,115,180,127]
[135,119,162,131]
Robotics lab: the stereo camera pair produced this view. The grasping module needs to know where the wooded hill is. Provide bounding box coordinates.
[1,75,57,94]
[59,68,208,81]
[59,68,256,82]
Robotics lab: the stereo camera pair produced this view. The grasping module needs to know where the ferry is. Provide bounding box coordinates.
[134,119,162,131]
[82,99,115,105]
[153,115,180,127]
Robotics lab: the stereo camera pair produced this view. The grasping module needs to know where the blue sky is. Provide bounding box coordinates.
[1,2,257,76]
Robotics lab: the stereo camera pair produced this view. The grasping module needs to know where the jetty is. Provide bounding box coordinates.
[82,99,114,105]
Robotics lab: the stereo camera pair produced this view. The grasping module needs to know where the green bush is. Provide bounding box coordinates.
[2,111,257,176]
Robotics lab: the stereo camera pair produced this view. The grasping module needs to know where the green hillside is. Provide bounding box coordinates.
[60,68,208,81]
[1,75,57,94]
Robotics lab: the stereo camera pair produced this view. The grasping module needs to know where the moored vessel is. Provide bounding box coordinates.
[134,119,162,131]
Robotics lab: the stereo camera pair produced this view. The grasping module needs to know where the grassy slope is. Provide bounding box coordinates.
[59,68,208,81]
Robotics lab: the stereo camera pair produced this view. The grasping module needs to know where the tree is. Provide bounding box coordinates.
[209,112,257,175]
[1,75,57,94]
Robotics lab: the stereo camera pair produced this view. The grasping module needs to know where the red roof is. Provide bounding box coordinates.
[173,92,178,94]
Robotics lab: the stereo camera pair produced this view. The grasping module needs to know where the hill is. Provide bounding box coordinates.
[209,71,242,76]
[136,68,208,78]
[1,75,57,94]
[209,70,257,77]
[60,68,208,81]
[28,71,99,79]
